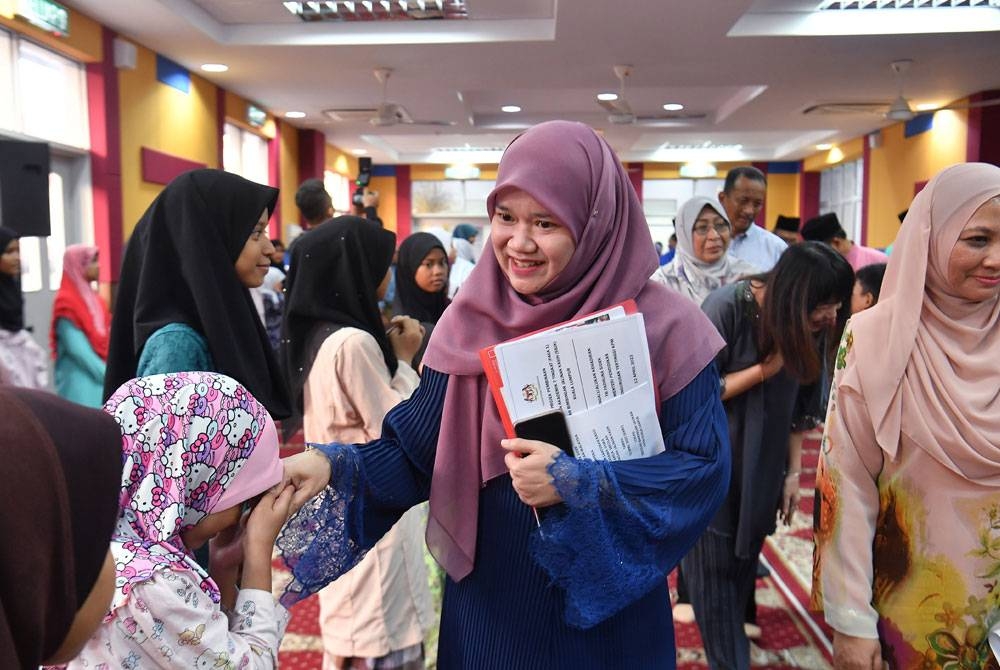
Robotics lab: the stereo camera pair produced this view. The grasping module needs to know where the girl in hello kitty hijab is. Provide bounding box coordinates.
[57,371,293,669]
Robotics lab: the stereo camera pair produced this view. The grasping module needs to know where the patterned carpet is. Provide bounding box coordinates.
[673,435,834,669]
[273,437,831,669]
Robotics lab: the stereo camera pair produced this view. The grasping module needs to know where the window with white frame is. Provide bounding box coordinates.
[412,179,495,218]
[16,40,88,148]
[819,159,864,243]
[0,30,15,132]
[0,29,89,149]
[222,123,269,186]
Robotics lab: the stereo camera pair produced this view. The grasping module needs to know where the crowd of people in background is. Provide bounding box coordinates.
[1,119,999,670]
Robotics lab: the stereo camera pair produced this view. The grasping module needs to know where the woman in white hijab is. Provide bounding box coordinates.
[654,196,760,305]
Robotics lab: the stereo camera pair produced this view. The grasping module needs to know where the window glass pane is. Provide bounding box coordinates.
[17,40,87,148]
[240,130,269,186]
[47,171,65,290]
[223,123,243,176]
[18,235,43,292]
[0,29,14,132]
[324,170,351,215]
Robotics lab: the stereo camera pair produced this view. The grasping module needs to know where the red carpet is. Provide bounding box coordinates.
[274,436,831,668]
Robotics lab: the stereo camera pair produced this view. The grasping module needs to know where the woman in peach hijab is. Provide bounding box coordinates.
[813,163,1000,670]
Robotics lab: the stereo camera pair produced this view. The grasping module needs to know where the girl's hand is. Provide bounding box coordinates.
[244,484,295,556]
[780,472,800,526]
[501,438,563,508]
[760,352,785,379]
[281,450,332,513]
[833,632,886,670]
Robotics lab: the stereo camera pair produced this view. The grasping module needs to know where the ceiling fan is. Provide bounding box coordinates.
[596,65,706,126]
[324,67,456,127]
[803,59,1000,121]
[370,67,455,127]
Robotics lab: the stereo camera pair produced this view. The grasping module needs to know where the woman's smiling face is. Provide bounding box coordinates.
[490,188,576,296]
[946,196,1000,303]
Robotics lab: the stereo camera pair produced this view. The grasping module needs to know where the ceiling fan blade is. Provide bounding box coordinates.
[407,119,458,126]
[802,102,890,116]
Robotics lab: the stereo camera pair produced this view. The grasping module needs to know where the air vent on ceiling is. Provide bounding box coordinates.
[817,0,998,9]
[323,108,379,121]
[283,1,469,22]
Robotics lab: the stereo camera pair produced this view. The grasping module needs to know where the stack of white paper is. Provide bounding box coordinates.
[492,308,663,462]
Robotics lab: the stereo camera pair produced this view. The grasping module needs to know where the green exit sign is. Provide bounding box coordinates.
[247,104,267,129]
[17,0,70,37]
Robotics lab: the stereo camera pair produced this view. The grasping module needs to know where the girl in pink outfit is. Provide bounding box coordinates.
[58,371,294,669]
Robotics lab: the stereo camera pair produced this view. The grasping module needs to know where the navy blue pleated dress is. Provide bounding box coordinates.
[279,364,730,669]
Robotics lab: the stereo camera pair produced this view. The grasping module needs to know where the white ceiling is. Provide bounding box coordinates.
[66,0,1000,164]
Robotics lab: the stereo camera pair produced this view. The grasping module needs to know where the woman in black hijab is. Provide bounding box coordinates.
[0,388,121,669]
[103,169,291,419]
[391,232,450,369]
[280,216,431,668]
[0,227,48,389]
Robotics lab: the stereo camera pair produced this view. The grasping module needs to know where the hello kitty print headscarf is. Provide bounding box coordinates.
[103,371,282,615]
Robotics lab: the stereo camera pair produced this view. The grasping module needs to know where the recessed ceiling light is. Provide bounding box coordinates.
[816,143,833,150]
[501,105,521,113]
[351,149,368,155]
[597,93,619,102]
[662,103,684,111]
[915,102,940,111]
[284,111,306,119]
[200,63,229,73]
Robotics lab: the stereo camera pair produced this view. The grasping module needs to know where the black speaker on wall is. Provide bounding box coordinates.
[0,140,51,238]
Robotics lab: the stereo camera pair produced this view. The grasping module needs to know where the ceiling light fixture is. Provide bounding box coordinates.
[351,149,368,155]
[815,143,833,150]
[200,63,229,72]
[284,111,306,118]
[662,103,684,111]
[597,93,619,102]
[679,162,717,179]
[501,105,521,113]
[444,163,481,180]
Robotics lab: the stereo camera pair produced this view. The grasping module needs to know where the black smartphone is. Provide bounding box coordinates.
[514,410,575,457]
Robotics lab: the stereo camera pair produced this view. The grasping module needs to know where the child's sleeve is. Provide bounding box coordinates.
[122,572,289,668]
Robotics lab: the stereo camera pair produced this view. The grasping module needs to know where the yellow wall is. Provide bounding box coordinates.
[802,137,864,173]
[866,109,968,247]
[765,173,799,229]
[118,43,219,235]
[0,0,102,62]
[325,144,358,178]
[369,175,397,233]
[278,120,299,241]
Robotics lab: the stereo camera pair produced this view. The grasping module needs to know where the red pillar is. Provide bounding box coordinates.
[752,161,768,228]
[626,162,643,202]
[395,165,411,241]
[86,26,123,283]
[798,164,820,224]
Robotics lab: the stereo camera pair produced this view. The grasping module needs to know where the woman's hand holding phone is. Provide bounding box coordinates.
[501,438,563,507]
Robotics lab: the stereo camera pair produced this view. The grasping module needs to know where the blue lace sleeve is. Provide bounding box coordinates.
[529,363,730,629]
[276,368,448,606]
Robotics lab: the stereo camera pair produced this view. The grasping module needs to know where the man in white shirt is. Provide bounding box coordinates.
[720,167,787,271]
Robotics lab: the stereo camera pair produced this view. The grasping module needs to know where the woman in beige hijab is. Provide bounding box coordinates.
[812,163,1000,670]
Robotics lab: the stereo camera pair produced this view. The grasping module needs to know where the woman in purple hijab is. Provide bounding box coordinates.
[278,121,731,669]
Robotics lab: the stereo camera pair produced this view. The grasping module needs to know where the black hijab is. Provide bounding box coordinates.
[392,232,450,324]
[0,227,23,332]
[103,169,291,418]
[282,216,397,414]
[0,388,121,669]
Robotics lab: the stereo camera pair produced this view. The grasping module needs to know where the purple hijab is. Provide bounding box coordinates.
[422,121,724,580]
